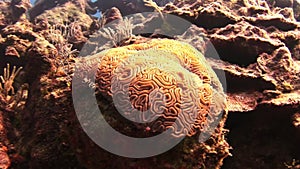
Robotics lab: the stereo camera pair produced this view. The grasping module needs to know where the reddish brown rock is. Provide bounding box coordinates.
[292,43,300,60]
[161,1,240,29]
[245,14,299,31]
[257,47,300,91]
[274,0,294,8]
[33,2,93,49]
[0,19,37,74]
[0,93,14,169]
[103,7,123,24]
[226,92,263,112]
[293,112,300,129]
[29,0,96,20]
[209,21,283,66]
[94,0,154,16]
[10,0,32,20]
[0,110,10,169]
[268,28,300,52]
[294,0,300,21]
[0,147,10,169]
[0,2,13,29]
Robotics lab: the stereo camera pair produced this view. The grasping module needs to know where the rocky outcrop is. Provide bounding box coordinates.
[28,0,96,20]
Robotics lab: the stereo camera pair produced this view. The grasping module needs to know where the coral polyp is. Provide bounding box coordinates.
[96,39,226,137]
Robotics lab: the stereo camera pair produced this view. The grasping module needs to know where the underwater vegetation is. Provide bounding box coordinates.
[0,0,299,169]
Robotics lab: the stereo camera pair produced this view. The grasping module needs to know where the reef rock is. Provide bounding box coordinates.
[0,0,299,169]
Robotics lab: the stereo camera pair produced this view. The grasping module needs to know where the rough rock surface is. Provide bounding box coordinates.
[0,100,11,169]
[0,0,299,169]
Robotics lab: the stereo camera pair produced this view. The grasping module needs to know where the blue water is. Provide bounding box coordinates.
[30,0,35,5]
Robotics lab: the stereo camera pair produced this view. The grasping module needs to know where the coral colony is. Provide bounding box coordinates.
[95,39,226,137]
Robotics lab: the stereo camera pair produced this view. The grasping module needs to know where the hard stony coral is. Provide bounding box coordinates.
[95,39,226,137]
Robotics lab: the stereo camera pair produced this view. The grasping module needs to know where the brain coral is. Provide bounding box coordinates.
[96,39,226,137]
